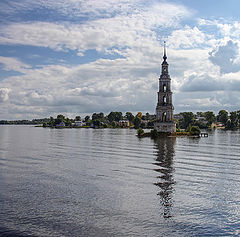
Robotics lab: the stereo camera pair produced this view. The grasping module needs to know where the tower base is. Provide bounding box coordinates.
[154,121,176,133]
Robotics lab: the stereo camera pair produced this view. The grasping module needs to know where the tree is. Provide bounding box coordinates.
[133,116,141,129]
[49,116,55,127]
[179,112,194,129]
[190,126,201,136]
[92,112,105,121]
[196,112,204,117]
[93,119,101,128]
[99,112,104,119]
[225,119,231,129]
[55,114,65,125]
[204,111,215,126]
[84,115,90,122]
[107,112,123,122]
[137,128,144,137]
[229,111,238,129]
[57,114,65,121]
[65,118,72,127]
[145,112,151,120]
[125,112,134,123]
[140,122,146,128]
[92,113,98,121]
[237,110,240,123]
[136,112,142,119]
[75,116,81,121]
[217,110,228,125]
[114,112,123,122]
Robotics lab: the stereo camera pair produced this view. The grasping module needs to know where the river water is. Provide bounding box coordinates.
[0,126,240,236]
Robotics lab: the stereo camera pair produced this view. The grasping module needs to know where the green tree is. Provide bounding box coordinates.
[49,116,55,127]
[92,113,98,121]
[55,114,65,125]
[111,121,117,128]
[145,112,151,120]
[125,112,134,123]
[137,128,144,137]
[196,112,204,117]
[204,111,215,126]
[134,116,141,129]
[84,115,90,122]
[217,110,228,125]
[140,122,146,129]
[237,110,240,123]
[92,112,105,121]
[226,119,232,130]
[99,112,104,119]
[107,112,123,122]
[65,118,72,127]
[229,111,238,129]
[179,112,194,129]
[93,119,101,128]
[75,116,81,121]
[190,126,201,136]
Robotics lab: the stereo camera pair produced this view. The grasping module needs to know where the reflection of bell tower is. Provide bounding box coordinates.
[154,137,176,218]
[154,42,176,133]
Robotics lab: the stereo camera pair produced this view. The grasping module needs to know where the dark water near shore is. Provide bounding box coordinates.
[0,126,240,236]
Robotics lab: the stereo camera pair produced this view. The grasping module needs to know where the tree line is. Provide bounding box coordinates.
[1,109,240,130]
[177,110,240,130]
[42,112,155,129]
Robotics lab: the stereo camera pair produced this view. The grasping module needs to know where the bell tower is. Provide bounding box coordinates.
[154,42,176,133]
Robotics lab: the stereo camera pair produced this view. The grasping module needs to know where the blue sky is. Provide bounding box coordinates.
[1,0,240,119]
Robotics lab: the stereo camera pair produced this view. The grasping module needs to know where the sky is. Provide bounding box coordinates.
[1,0,240,119]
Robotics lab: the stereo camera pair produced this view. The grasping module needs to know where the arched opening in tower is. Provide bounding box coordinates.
[162,112,167,122]
[163,96,167,104]
[163,85,167,92]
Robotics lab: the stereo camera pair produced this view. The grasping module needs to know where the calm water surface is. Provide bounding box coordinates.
[0,126,240,236]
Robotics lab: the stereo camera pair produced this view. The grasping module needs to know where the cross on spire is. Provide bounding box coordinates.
[163,41,167,62]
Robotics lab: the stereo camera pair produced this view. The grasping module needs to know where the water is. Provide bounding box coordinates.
[0,126,240,236]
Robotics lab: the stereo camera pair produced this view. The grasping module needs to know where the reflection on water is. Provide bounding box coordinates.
[1,127,240,236]
[154,137,176,219]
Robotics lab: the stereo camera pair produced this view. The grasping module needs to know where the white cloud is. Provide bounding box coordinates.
[0,56,31,73]
[0,88,11,102]
[0,1,191,56]
[2,0,240,118]
[209,40,240,74]
[168,26,208,49]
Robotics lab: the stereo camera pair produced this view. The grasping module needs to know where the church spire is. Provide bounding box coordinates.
[163,41,167,62]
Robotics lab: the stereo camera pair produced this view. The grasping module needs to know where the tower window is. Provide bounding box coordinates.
[162,112,167,122]
[163,85,167,92]
[163,96,167,104]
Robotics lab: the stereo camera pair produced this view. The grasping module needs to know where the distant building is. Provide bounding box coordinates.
[72,121,84,127]
[195,116,208,125]
[154,42,176,133]
[118,120,130,127]
[56,121,65,127]
[174,114,184,120]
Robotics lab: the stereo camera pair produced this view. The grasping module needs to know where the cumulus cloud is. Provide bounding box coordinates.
[0,53,160,119]
[168,26,208,49]
[0,88,11,102]
[209,40,240,74]
[0,1,191,57]
[2,0,240,118]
